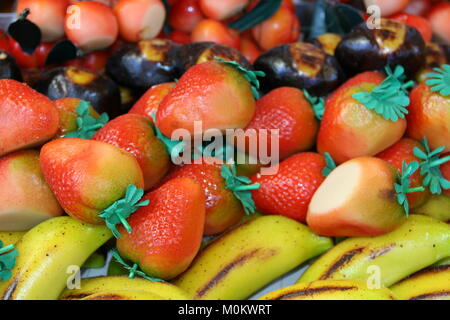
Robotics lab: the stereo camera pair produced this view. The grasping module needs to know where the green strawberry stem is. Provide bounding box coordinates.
[413,137,450,195]
[352,65,413,122]
[322,152,337,177]
[150,113,185,161]
[99,184,149,239]
[304,89,325,121]
[394,161,425,216]
[18,9,30,20]
[221,164,260,215]
[64,100,109,139]
[215,57,265,99]
[0,244,14,256]
[425,64,450,96]
[0,241,18,281]
[233,184,261,192]
[111,249,163,282]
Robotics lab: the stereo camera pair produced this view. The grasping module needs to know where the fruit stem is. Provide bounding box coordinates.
[0,244,14,256]
[19,9,30,21]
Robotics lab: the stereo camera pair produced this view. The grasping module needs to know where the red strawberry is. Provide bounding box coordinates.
[93,114,170,190]
[0,79,59,157]
[236,87,319,161]
[40,138,144,224]
[251,152,328,223]
[407,81,450,152]
[116,177,205,280]
[0,150,63,231]
[376,138,429,208]
[156,60,256,137]
[128,82,175,121]
[317,70,407,164]
[54,98,101,138]
[164,159,258,235]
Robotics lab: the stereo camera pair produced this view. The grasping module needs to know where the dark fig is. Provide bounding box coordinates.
[254,42,344,96]
[0,50,22,81]
[335,19,426,78]
[310,33,343,56]
[34,66,122,118]
[178,42,252,72]
[416,42,448,82]
[106,39,181,91]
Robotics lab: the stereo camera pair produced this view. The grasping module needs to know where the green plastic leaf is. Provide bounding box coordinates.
[150,113,185,162]
[0,241,18,281]
[111,249,163,282]
[353,65,414,122]
[99,184,149,239]
[304,89,325,121]
[425,64,450,96]
[193,141,235,163]
[413,137,450,195]
[322,152,336,177]
[215,57,265,99]
[394,161,425,216]
[221,164,260,215]
[229,0,282,32]
[64,100,109,139]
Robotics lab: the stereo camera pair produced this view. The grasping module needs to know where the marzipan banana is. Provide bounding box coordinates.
[435,257,450,266]
[298,215,450,287]
[259,280,397,300]
[0,217,112,300]
[390,265,450,300]
[79,290,165,300]
[60,276,192,300]
[0,231,26,246]
[174,215,333,300]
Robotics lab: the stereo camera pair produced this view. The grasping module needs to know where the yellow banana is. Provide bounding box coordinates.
[174,215,333,300]
[435,257,450,266]
[0,216,112,300]
[298,215,450,287]
[390,265,450,300]
[79,290,165,300]
[259,280,397,300]
[60,276,192,300]
[412,194,450,222]
[0,231,26,246]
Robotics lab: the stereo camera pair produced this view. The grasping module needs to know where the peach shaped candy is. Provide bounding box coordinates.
[306,157,424,237]
[65,1,119,52]
[317,66,411,164]
[0,150,63,231]
[39,138,144,225]
[114,0,166,42]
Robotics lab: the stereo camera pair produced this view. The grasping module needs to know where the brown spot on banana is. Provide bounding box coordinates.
[370,243,397,260]
[410,291,450,300]
[320,247,365,280]
[83,294,126,300]
[272,285,357,300]
[1,276,18,300]
[195,248,278,299]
